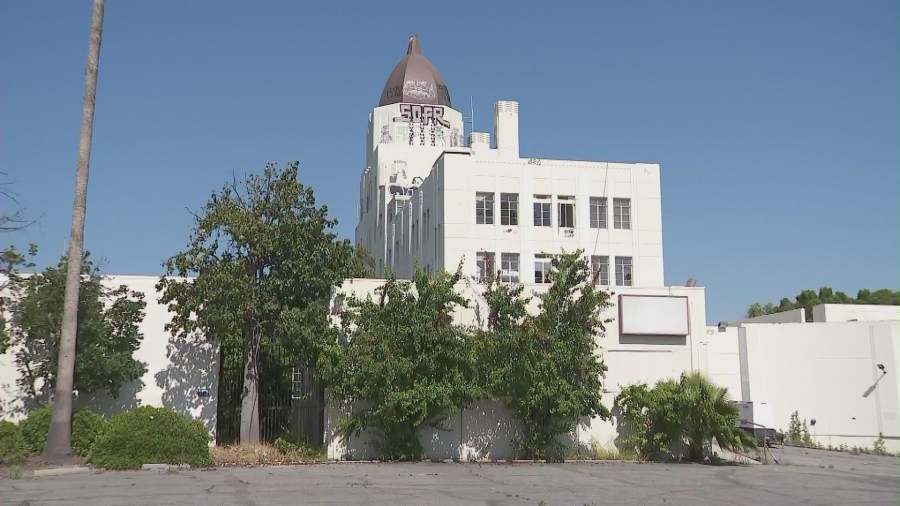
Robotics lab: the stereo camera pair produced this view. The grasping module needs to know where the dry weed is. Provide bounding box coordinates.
[212,444,326,467]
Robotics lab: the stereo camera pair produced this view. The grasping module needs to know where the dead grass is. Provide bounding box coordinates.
[211,444,327,467]
[0,455,88,479]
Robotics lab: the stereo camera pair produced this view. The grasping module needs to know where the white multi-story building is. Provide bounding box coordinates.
[357,35,664,288]
[338,35,900,459]
[2,35,895,460]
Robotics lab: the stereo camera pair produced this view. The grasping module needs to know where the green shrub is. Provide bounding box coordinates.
[273,437,297,455]
[0,421,28,465]
[615,372,756,462]
[873,434,886,455]
[72,409,107,457]
[19,407,52,455]
[615,379,684,460]
[19,407,106,457]
[89,406,212,470]
[786,411,801,444]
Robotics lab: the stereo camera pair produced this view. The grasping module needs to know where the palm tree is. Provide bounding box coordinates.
[678,372,756,462]
[43,0,105,460]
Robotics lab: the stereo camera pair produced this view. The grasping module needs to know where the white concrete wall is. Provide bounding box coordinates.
[812,304,900,323]
[327,278,705,459]
[707,321,900,453]
[699,327,743,400]
[326,400,521,461]
[0,275,219,440]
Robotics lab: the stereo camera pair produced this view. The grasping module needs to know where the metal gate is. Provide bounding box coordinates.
[216,338,324,447]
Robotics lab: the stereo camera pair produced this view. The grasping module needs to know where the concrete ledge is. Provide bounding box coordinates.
[141,463,192,471]
[32,466,92,477]
[141,464,170,471]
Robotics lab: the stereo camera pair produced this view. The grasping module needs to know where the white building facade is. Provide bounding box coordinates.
[1,35,896,459]
[357,36,663,288]
[335,35,900,458]
[334,35,703,460]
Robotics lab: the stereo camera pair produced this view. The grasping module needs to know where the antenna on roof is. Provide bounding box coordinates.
[462,96,475,143]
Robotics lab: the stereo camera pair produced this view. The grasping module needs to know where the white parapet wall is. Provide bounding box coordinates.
[728,307,807,325]
[812,304,900,323]
[0,275,219,442]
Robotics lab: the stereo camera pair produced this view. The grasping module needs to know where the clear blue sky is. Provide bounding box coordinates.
[1,1,897,323]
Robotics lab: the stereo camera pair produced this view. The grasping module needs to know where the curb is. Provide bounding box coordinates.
[141,464,192,471]
[32,466,92,477]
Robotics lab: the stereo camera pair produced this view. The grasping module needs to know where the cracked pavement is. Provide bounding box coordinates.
[1,447,897,505]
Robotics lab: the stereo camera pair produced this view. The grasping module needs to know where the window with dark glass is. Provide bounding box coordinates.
[534,254,552,284]
[589,197,607,229]
[533,194,551,227]
[590,255,609,285]
[476,251,495,281]
[558,196,575,228]
[614,198,631,230]
[476,192,494,224]
[500,253,520,283]
[500,193,519,226]
[615,256,633,286]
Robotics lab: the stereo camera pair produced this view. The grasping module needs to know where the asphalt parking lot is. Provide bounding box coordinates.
[2,446,897,506]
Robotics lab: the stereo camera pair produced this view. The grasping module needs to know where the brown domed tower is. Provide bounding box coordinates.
[379,34,452,107]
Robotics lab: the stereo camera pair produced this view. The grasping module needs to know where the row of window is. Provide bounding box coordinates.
[475,193,632,230]
[475,252,633,286]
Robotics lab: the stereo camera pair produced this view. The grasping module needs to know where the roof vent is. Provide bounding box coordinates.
[468,132,491,147]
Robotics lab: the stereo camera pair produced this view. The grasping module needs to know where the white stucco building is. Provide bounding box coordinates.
[329,35,900,458]
[1,34,896,459]
[357,35,662,288]
[330,35,709,460]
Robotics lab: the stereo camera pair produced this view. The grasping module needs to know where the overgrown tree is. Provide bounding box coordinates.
[614,379,683,460]
[319,267,480,460]
[747,286,900,320]
[615,372,756,462]
[1,245,37,352]
[157,161,355,444]
[349,245,377,278]
[679,372,756,461]
[481,251,612,460]
[46,0,105,460]
[2,249,146,406]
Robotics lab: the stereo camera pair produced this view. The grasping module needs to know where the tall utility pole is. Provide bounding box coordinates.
[43,0,105,461]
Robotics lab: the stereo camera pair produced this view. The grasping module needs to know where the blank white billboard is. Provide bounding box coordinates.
[619,295,690,336]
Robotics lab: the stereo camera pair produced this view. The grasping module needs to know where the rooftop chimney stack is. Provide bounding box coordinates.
[468,132,491,154]
[494,100,520,158]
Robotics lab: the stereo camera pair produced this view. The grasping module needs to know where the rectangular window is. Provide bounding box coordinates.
[589,197,607,229]
[500,193,519,226]
[558,196,575,228]
[291,367,304,400]
[615,256,633,286]
[533,194,551,227]
[476,192,494,224]
[614,198,631,230]
[534,255,552,284]
[476,252,495,282]
[590,255,609,285]
[500,253,520,283]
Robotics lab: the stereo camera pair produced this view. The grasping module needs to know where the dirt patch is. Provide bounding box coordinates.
[212,444,326,467]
